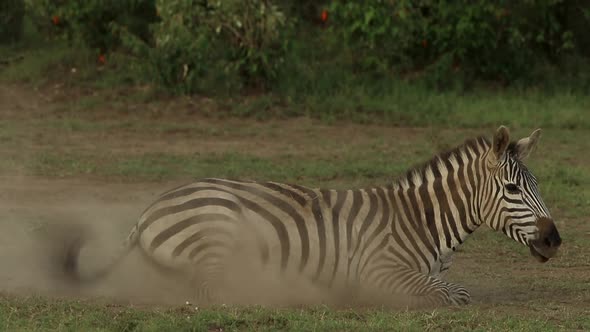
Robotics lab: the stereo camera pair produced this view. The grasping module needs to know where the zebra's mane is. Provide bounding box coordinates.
[392,136,491,190]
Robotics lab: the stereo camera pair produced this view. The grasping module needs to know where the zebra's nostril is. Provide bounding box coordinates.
[544,238,551,247]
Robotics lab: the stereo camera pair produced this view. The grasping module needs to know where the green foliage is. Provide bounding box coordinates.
[276,0,328,22]
[122,17,231,95]
[27,0,157,52]
[7,0,590,95]
[0,0,25,44]
[212,0,290,86]
[327,1,414,72]
[119,0,292,93]
[328,0,589,88]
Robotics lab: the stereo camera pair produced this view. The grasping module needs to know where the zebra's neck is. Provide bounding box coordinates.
[388,137,491,268]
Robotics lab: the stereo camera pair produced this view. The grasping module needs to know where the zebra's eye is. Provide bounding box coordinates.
[505,183,521,194]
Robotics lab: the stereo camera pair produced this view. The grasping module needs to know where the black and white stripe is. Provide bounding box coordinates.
[63,126,559,307]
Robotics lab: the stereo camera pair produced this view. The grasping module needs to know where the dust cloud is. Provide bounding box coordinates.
[0,176,412,309]
[0,176,191,306]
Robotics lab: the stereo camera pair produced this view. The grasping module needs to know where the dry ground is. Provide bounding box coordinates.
[0,83,589,329]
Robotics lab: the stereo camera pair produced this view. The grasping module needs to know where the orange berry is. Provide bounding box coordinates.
[320,10,328,23]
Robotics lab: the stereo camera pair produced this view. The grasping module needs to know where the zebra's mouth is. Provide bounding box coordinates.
[527,217,561,263]
[529,245,550,263]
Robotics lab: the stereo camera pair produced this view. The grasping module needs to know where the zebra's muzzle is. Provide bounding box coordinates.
[529,217,561,263]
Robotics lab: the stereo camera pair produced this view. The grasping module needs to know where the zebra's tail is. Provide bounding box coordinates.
[61,223,140,284]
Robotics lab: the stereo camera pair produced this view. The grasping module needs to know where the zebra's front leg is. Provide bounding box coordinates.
[444,281,471,306]
[369,265,471,307]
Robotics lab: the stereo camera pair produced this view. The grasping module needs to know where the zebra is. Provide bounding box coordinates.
[62,125,561,307]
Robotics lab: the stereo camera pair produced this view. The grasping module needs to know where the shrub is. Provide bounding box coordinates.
[18,0,590,94]
[208,0,290,86]
[275,0,328,23]
[328,1,415,72]
[122,0,292,93]
[0,0,25,44]
[28,0,158,52]
[328,0,589,87]
[122,13,231,95]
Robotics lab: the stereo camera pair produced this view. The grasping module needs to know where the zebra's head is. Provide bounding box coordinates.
[482,125,561,263]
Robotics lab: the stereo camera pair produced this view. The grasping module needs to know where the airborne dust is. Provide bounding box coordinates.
[0,176,406,308]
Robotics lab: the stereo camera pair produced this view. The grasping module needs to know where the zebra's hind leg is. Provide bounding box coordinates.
[189,260,227,306]
[191,278,223,305]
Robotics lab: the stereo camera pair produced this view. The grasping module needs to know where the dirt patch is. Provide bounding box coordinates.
[0,83,432,308]
[0,83,587,311]
[0,83,486,160]
[0,176,464,309]
[0,177,362,308]
[0,176,581,310]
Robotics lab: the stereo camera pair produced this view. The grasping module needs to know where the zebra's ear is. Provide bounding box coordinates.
[515,128,541,160]
[492,125,510,160]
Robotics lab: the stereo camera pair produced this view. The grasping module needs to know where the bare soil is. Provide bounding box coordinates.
[0,83,588,312]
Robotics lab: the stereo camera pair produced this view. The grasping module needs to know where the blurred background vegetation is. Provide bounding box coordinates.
[1,4,590,329]
[1,0,589,127]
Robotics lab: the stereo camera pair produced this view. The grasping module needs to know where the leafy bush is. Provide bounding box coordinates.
[275,0,328,23]
[328,1,421,72]
[328,0,589,87]
[0,0,25,44]
[27,0,157,52]
[208,0,290,86]
[122,0,292,93]
[18,0,590,94]
[122,11,230,95]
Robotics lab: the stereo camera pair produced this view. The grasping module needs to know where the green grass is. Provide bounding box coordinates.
[0,16,139,91]
[1,295,588,331]
[2,115,589,331]
[6,52,589,129]
[2,23,590,129]
[292,85,590,129]
[17,150,412,185]
[2,19,590,332]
